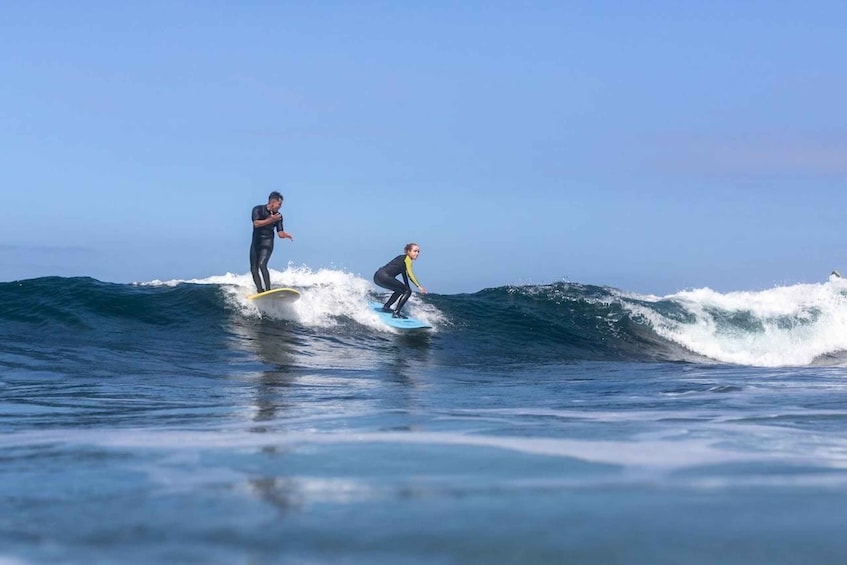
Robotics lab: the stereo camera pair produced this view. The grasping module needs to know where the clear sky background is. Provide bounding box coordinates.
[1,1,845,294]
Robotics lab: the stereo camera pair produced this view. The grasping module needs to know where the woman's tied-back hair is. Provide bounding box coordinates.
[404,243,419,253]
[268,191,284,202]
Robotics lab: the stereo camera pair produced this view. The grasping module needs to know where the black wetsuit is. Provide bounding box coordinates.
[373,254,421,316]
[250,204,284,293]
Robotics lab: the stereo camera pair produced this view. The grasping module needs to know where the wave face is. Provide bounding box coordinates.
[3,269,847,367]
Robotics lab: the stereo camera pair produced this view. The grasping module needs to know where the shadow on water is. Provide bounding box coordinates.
[220,312,439,515]
[225,310,436,426]
[384,332,432,381]
[223,313,303,426]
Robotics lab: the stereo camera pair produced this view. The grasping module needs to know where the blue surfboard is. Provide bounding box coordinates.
[370,303,431,330]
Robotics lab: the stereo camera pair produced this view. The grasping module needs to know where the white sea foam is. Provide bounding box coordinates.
[621,274,847,367]
[0,427,762,471]
[139,263,444,332]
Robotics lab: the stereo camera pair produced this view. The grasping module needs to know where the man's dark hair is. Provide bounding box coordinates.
[268,191,283,202]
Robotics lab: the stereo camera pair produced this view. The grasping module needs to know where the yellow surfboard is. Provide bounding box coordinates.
[247,287,301,302]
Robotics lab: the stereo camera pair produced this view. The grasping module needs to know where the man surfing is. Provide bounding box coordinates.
[250,191,294,293]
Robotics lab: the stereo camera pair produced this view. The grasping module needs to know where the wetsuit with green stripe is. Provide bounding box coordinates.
[373,254,422,315]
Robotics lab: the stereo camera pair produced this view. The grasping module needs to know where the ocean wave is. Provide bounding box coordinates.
[3,270,847,367]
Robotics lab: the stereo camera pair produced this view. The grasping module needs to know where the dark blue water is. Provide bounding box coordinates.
[3,272,847,564]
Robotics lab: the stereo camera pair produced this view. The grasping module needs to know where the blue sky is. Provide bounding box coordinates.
[1,1,845,294]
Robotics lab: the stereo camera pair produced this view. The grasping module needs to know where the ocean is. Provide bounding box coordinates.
[3,268,847,564]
